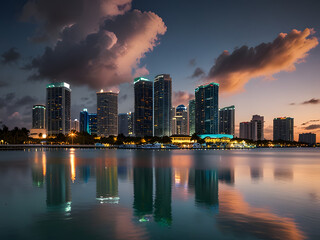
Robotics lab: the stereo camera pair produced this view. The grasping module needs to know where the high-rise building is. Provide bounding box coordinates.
[172,105,188,135]
[195,82,219,134]
[189,99,195,136]
[72,119,80,132]
[134,77,153,137]
[128,112,134,136]
[239,122,251,139]
[46,82,71,135]
[118,113,129,136]
[239,115,264,140]
[32,105,46,129]
[273,117,294,141]
[251,115,264,141]
[170,107,176,135]
[80,109,97,135]
[89,113,97,135]
[219,105,235,136]
[80,108,89,133]
[299,133,316,145]
[97,91,118,137]
[154,74,172,137]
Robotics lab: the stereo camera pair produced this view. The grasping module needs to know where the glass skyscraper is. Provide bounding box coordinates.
[188,99,195,135]
[80,109,97,135]
[195,82,219,134]
[154,74,172,137]
[219,105,235,136]
[97,91,118,137]
[46,82,71,135]
[32,105,46,129]
[134,77,153,137]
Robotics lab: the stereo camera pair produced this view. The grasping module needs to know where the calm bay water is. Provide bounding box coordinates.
[0,148,320,240]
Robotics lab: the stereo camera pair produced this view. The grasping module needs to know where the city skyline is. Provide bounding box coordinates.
[0,1,320,141]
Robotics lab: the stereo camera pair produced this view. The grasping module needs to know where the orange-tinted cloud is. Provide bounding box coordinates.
[172,91,194,107]
[207,28,318,93]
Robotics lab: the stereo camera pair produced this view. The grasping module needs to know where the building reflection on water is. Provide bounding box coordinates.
[96,157,119,204]
[28,149,305,239]
[46,160,72,212]
[133,151,153,221]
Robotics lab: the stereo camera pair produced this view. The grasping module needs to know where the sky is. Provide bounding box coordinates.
[0,0,320,141]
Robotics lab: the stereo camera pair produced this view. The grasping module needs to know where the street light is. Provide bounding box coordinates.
[70,133,75,145]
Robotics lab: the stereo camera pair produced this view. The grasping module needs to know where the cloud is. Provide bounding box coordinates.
[0,81,9,88]
[305,124,320,130]
[0,93,39,128]
[21,0,132,42]
[302,98,320,104]
[290,98,320,105]
[1,48,21,64]
[25,8,166,89]
[191,67,205,78]
[206,28,318,92]
[172,91,194,107]
[301,119,319,126]
[189,58,196,67]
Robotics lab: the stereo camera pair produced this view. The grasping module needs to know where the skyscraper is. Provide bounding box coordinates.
[219,105,235,136]
[195,82,219,134]
[128,112,134,136]
[97,91,118,137]
[239,122,251,139]
[134,77,153,137]
[32,105,46,129]
[173,104,188,135]
[154,74,172,137]
[189,99,195,136]
[46,82,71,135]
[80,108,89,133]
[88,113,97,135]
[118,113,129,136]
[273,117,294,141]
[72,119,80,132]
[251,115,264,141]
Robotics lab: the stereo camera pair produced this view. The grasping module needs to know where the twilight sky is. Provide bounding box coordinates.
[0,0,320,141]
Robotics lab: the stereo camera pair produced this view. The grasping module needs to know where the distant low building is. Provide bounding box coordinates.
[29,128,47,139]
[171,135,194,144]
[299,133,316,145]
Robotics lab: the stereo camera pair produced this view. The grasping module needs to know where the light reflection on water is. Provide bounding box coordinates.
[0,148,320,239]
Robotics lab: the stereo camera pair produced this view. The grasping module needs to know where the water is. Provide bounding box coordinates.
[0,148,319,240]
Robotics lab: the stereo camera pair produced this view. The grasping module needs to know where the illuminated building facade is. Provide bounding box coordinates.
[154,74,172,137]
[273,117,294,141]
[46,82,71,135]
[97,91,118,136]
[88,113,97,135]
[195,82,219,135]
[80,109,89,133]
[189,99,195,135]
[134,77,153,137]
[219,105,235,136]
[172,105,188,135]
[32,105,46,129]
[72,119,79,132]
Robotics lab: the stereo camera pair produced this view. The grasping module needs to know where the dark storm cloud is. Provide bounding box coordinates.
[21,0,132,42]
[191,67,205,78]
[1,48,21,64]
[0,81,9,88]
[24,8,166,89]
[206,28,318,92]
[305,124,320,130]
[0,93,39,128]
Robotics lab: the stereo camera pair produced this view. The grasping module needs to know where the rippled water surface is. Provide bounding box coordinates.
[1,148,320,240]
